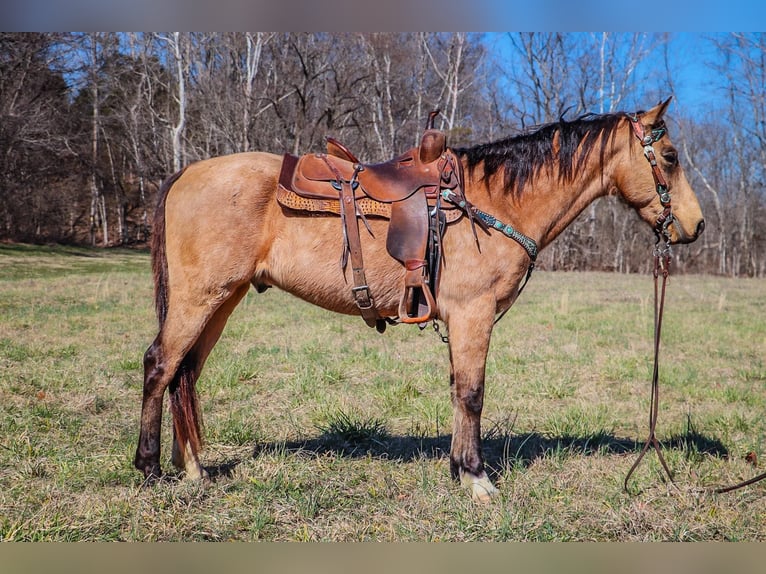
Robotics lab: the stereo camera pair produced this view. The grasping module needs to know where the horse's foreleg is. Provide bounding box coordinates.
[447,306,498,503]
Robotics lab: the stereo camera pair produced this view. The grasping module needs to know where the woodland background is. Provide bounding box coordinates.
[1,32,764,276]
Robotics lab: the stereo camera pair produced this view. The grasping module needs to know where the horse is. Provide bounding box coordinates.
[134,98,704,502]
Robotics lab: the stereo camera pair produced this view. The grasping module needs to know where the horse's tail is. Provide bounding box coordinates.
[151,168,185,328]
[170,351,203,461]
[151,167,203,459]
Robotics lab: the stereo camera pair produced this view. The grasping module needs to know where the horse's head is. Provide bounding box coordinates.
[616,98,704,244]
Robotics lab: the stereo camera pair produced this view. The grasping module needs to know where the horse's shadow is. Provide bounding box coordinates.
[205,424,729,483]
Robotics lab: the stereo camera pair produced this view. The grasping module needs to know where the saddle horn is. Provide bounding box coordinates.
[426,109,441,130]
[420,110,446,164]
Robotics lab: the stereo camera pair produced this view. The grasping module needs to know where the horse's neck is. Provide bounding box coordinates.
[465,152,617,251]
[532,172,612,248]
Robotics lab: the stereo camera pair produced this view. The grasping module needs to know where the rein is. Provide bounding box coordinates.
[624,114,766,495]
[625,235,766,495]
[623,237,675,491]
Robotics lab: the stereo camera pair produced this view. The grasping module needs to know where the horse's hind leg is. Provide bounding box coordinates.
[169,283,250,477]
[135,336,169,480]
[134,303,215,481]
[447,304,499,503]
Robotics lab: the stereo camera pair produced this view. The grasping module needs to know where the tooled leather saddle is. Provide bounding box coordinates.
[276,111,484,332]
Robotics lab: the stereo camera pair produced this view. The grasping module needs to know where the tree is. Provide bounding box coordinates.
[1,31,760,276]
[669,33,766,277]
[0,33,75,242]
[497,32,667,272]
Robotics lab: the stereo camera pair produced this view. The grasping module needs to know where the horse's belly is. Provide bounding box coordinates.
[263,214,404,317]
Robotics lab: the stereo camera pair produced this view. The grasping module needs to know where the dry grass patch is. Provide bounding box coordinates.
[1,245,766,540]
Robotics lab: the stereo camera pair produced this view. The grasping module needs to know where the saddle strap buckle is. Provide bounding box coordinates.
[351,284,375,310]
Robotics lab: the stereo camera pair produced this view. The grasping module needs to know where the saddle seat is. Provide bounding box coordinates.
[277,119,464,329]
[289,128,448,203]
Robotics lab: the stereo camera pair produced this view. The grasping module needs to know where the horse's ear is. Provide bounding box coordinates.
[641,97,672,126]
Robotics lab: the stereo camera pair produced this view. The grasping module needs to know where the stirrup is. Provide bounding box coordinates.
[399,284,436,324]
[398,260,437,324]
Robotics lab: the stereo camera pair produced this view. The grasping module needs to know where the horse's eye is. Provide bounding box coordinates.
[662,149,678,166]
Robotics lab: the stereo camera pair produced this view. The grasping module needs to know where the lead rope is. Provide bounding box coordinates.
[623,112,766,493]
[714,469,766,494]
[624,240,675,491]
[624,239,766,495]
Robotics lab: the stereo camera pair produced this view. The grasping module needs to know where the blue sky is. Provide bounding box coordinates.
[473,1,766,32]
[664,33,766,118]
[3,0,766,31]
[485,32,729,118]
[667,33,725,115]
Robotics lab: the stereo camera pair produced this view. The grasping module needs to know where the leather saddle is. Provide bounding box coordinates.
[277,114,466,330]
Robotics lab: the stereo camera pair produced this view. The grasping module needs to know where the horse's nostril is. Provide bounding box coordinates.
[696,219,706,237]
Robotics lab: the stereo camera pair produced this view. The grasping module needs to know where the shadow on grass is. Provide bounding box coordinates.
[204,426,729,482]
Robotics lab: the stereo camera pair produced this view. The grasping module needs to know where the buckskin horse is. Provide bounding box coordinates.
[134,98,704,502]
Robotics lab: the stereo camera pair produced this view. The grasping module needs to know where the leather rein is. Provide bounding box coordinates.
[624,114,766,495]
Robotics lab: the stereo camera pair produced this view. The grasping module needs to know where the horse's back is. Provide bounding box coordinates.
[168,151,282,211]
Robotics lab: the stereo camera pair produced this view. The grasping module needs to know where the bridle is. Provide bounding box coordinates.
[627,113,674,243]
[623,113,766,495]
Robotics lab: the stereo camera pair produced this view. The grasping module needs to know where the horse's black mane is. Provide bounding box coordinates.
[454,111,632,195]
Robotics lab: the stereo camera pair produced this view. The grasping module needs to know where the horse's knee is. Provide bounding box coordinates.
[143,339,161,371]
[451,375,485,415]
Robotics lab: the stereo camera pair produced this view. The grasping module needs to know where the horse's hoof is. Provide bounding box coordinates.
[471,480,499,504]
[461,470,499,503]
[184,464,209,482]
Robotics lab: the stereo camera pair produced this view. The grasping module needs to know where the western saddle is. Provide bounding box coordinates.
[277,111,511,332]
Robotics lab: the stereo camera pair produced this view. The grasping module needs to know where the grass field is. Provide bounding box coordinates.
[1,243,765,541]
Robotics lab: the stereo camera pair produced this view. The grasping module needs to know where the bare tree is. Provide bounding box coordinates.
[423,32,473,131]
[3,31,760,275]
[85,33,107,245]
[0,33,76,242]
[668,33,766,276]
[241,32,272,152]
[716,33,766,276]
[151,32,190,172]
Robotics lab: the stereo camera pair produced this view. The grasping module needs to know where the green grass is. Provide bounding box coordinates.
[1,244,766,540]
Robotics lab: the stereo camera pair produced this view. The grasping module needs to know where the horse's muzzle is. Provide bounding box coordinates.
[673,218,705,244]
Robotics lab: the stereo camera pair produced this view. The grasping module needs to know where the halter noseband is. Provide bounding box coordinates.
[627,113,673,243]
